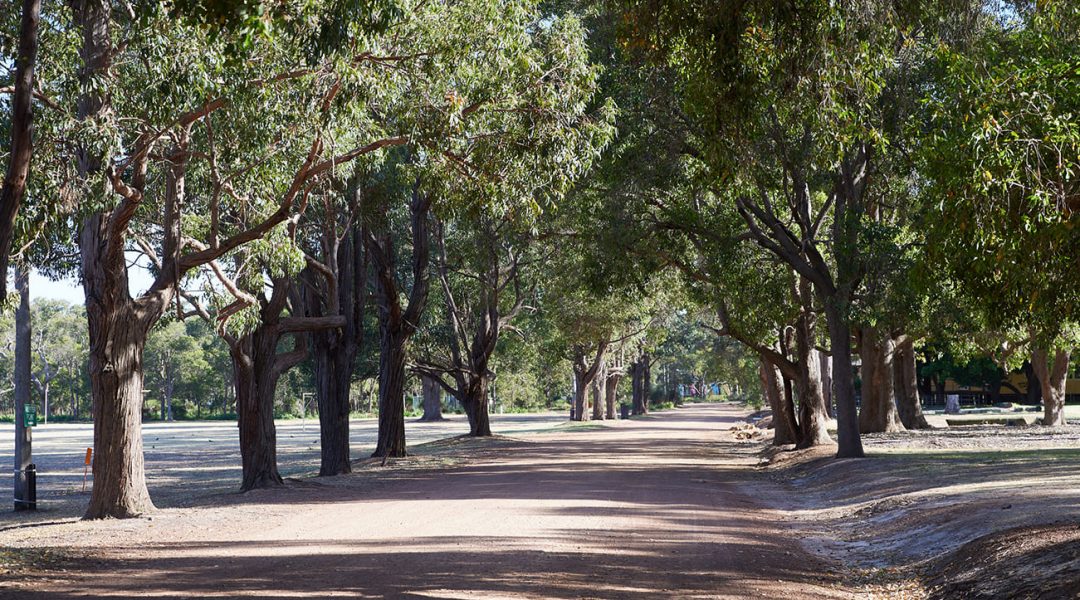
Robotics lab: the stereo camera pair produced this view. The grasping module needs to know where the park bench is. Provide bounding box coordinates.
[945,415,1038,427]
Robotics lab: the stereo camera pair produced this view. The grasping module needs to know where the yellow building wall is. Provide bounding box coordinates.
[943,374,1080,395]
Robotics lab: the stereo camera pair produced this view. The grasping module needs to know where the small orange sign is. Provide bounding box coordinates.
[84,448,93,465]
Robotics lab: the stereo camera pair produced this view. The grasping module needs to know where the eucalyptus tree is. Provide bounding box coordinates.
[0,0,41,298]
[411,82,612,435]
[921,2,1079,426]
[296,188,369,475]
[364,164,431,458]
[613,0,986,456]
[412,217,536,436]
[144,320,211,421]
[29,299,85,423]
[542,250,656,422]
[354,2,611,456]
[49,0,412,517]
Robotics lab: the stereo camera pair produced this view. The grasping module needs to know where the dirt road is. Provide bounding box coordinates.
[1,404,847,599]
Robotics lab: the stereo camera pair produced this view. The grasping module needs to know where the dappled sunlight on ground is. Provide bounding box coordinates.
[0,404,849,599]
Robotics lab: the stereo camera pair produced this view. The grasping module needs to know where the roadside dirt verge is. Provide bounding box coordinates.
[741,418,1080,598]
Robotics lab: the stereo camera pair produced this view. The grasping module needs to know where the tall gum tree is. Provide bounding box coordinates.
[921,3,1079,427]
[414,218,535,437]
[59,0,411,517]
[366,181,432,458]
[297,211,368,476]
[357,2,612,453]
[615,0,983,457]
[0,0,42,297]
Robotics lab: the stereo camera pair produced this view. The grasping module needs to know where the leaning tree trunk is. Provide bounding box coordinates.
[0,0,41,298]
[231,327,284,492]
[824,303,864,458]
[780,373,799,444]
[419,374,444,421]
[894,338,930,429]
[462,375,491,436]
[1032,347,1071,427]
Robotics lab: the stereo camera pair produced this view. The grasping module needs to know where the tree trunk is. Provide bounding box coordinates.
[0,0,41,299]
[1032,347,1070,427]
[591,366,606,420]
[74,0,161,520]
[824,304,864,458]
[366,188,431,458]
[987,376,1003,406]
[795,348,832,448]
[419,374,444,421]
[82,217,162,519]
[462,375,491,436]
[858,328,905,433]
[780,373,799,443]
[230,328,284,492]
[14,267,32,510]
[642,356,651,413]
[794,286,832,448]
[820,351,834,419]
[570,344,607,422]
[760,356,794,445]
[373,324,408,457]
[302,225,366,477]
[312,346,353,475]
[605,372,621,420]
[42,382,49,425]
[573,368,589,422]
[894,338,930,429]
[631,353,650,415]
[935,376,947,407]
[1021,361,1042,406]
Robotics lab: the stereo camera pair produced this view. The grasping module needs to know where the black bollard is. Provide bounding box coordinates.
[26,463,36,510]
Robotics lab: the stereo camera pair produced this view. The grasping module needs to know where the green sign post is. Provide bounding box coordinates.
[23,405,36,428]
